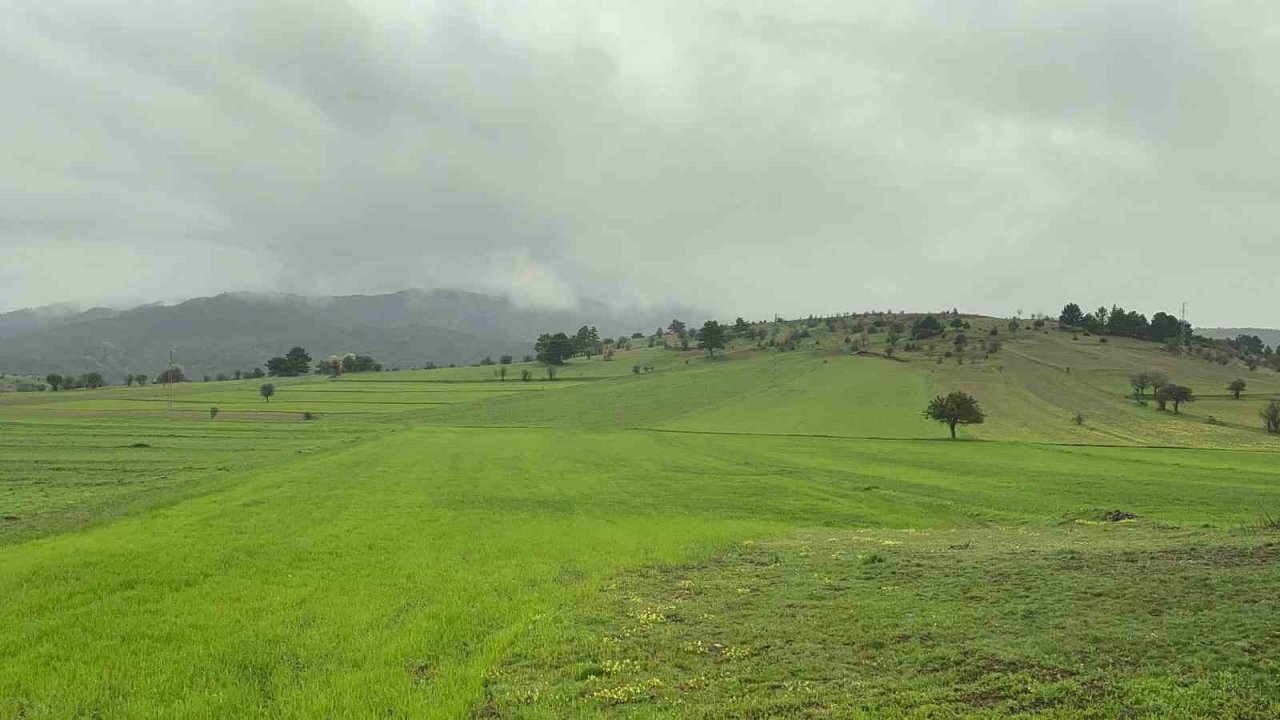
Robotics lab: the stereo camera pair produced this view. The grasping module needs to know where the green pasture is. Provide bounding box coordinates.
[3,322,1280,717]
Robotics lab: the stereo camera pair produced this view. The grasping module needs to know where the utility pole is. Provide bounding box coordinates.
[167,348,174,413]
[1180,302,1190,348]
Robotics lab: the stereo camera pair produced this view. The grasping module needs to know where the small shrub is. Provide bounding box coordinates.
[861,553,886,565]
[1204,415,1223,426]
[1072,412,1085,425]
[1099,337,1108,344]
[209,407,219,420]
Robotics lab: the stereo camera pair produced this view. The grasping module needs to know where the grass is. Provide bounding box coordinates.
[3,322,1280,717]
[489,522,1280,718]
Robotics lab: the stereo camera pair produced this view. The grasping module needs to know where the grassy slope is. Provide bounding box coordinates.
[3,323,1280,717]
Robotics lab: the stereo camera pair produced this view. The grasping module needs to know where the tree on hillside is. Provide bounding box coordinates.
[1059,303,1085,327]
[259,383,276,403]
[135,374,148,386]
[573,326,602,358]
[156,366,185,384]
[668,319,687,334]
[45,373,63,391]
[1155,383,1193,413]
[250,368,265,379]
[911,315,943,340]
[1129,370,1167,400]
[1262,400,1280,434]
[82,372,105,389]
[923,391,986,439]
[1149,312,1183,343]
[267,347,312,377]
[732,317,752,337]
[697,320,728,357]
[535,333,574,365]
[1228,378,1247,400]
[124,374,135,387]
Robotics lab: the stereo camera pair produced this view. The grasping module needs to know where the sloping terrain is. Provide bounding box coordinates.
[2,318,1279,718]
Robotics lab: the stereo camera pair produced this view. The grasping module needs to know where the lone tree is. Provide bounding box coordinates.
[45,373,63,391]
[923,391,985,439]
[1262,400,1280,434]
[1155,383,1193,413]
[697,320,728,357]
[259,383,276,403]
[83,372,105,389]
[1228,378,1247,400]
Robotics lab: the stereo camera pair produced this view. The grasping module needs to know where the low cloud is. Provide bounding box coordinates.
[3,1,1279,326]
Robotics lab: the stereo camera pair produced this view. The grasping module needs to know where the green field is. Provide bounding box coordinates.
[3,322,1279,717]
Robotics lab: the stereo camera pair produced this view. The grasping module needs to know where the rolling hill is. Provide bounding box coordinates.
[4,311,1280,717]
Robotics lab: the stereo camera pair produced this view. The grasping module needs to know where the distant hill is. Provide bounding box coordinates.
[1197,327,1280,350]
[0,290,692,380]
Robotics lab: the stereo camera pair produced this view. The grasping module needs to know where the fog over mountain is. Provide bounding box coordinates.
[5,2,1280,327]
[0,289,697,379]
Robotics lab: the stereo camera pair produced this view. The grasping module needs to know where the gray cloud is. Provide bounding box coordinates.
[3,0,1278,326]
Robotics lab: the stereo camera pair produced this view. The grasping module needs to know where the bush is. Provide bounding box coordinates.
[1099,337,1108,343]
[1072,412,1085,425]
[209,407,219,420]
[302,411,316,421]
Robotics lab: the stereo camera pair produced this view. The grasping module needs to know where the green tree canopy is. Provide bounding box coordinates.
[910,315,943,340]
[535,333,575,365]
[1155,383,1193,413]
[923,391,985,439]
[697,320,728,356]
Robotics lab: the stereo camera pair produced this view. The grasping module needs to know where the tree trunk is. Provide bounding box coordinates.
[949,421,957,440]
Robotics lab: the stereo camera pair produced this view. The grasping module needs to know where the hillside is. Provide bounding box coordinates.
[0,289,691,380]
[4,312,1280,716]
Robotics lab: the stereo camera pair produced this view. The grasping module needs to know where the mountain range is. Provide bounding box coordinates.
[0,290,693,380]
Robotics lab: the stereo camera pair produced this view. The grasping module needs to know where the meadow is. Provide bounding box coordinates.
[2,320,1279,718]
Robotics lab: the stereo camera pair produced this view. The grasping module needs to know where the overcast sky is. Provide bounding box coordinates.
[3,1,1278,326]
